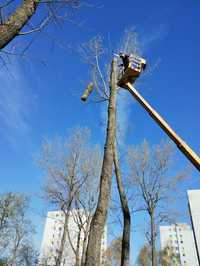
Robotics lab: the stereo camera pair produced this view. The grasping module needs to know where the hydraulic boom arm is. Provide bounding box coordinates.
[125,82,200,171]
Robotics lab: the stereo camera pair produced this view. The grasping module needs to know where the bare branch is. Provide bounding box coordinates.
[18,15,52,35]
[0,0,15,9]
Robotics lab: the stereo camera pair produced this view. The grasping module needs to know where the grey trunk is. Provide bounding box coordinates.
[84,58,117,266]
[150,210,156,266]
[81,217,91,266]
[75,229,81,266]
[113,141,131,266]
[56,211,70,266]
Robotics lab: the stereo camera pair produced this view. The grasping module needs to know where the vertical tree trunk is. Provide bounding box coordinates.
[0,0,39,50]
[85,58,117,266]
[150,210,156,266]
[75,229,81,266]
[113,141,131,266]
[81,216,92,266]
[56,211,70,266]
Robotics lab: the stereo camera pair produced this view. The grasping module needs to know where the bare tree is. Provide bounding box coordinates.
[0,193,36,266]
[0,0,82,52]
[127,140,186,266]
[110,28,141,266]
[82,29,140,266]
[37,127,101,266]
[16,244,38,266]
[137,245,151,266]
[159,245,180,266]
[137,244,180,266]
[68,172,100,266]
[85,57,118,266]
[0,192,17,253]
[104,237,122,266]
[62,152,101,266]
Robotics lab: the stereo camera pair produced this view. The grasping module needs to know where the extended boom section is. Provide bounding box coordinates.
[125,82,200,171]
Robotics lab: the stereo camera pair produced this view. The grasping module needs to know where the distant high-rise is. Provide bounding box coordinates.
[187,189,200,264]
[160,223,198,266]
[39,210,107,266]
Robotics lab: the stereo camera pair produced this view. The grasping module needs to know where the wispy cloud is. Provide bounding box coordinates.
[0,62,30,145]
[141,23,169,53]
[116,89,132,146]
[100,88,133,147]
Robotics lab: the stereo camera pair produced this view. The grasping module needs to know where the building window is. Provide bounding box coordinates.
[183,254,186,257]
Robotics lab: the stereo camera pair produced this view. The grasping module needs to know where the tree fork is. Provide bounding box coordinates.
[85,58,117,266]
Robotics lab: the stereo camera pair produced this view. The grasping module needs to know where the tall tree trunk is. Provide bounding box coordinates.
[75,229,81,266]
[85,58,117,266]
[81,216,92,266]
[0,0,39,50]
[113,141,131,266]
[150,210,156,266]
[56,211,70,266]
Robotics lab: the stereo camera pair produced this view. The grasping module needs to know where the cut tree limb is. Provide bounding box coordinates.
[81,82,94,101]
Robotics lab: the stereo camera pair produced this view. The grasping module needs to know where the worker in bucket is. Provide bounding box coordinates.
[119,52,146,73]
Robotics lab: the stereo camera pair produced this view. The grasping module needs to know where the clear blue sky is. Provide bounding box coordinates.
[0,0,200,263]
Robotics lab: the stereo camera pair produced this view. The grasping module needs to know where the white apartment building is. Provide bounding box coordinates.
[188,189,200,264]
[39,210,107,266]
[160,223,198,266]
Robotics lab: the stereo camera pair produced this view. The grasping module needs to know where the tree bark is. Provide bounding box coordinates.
[150,210,156,266]
[0,0,39,50]
[85,58,117,266]
[56,211,70,266]
[75,229,81,266]
[81,216,92,266]
[113,141,131,266]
